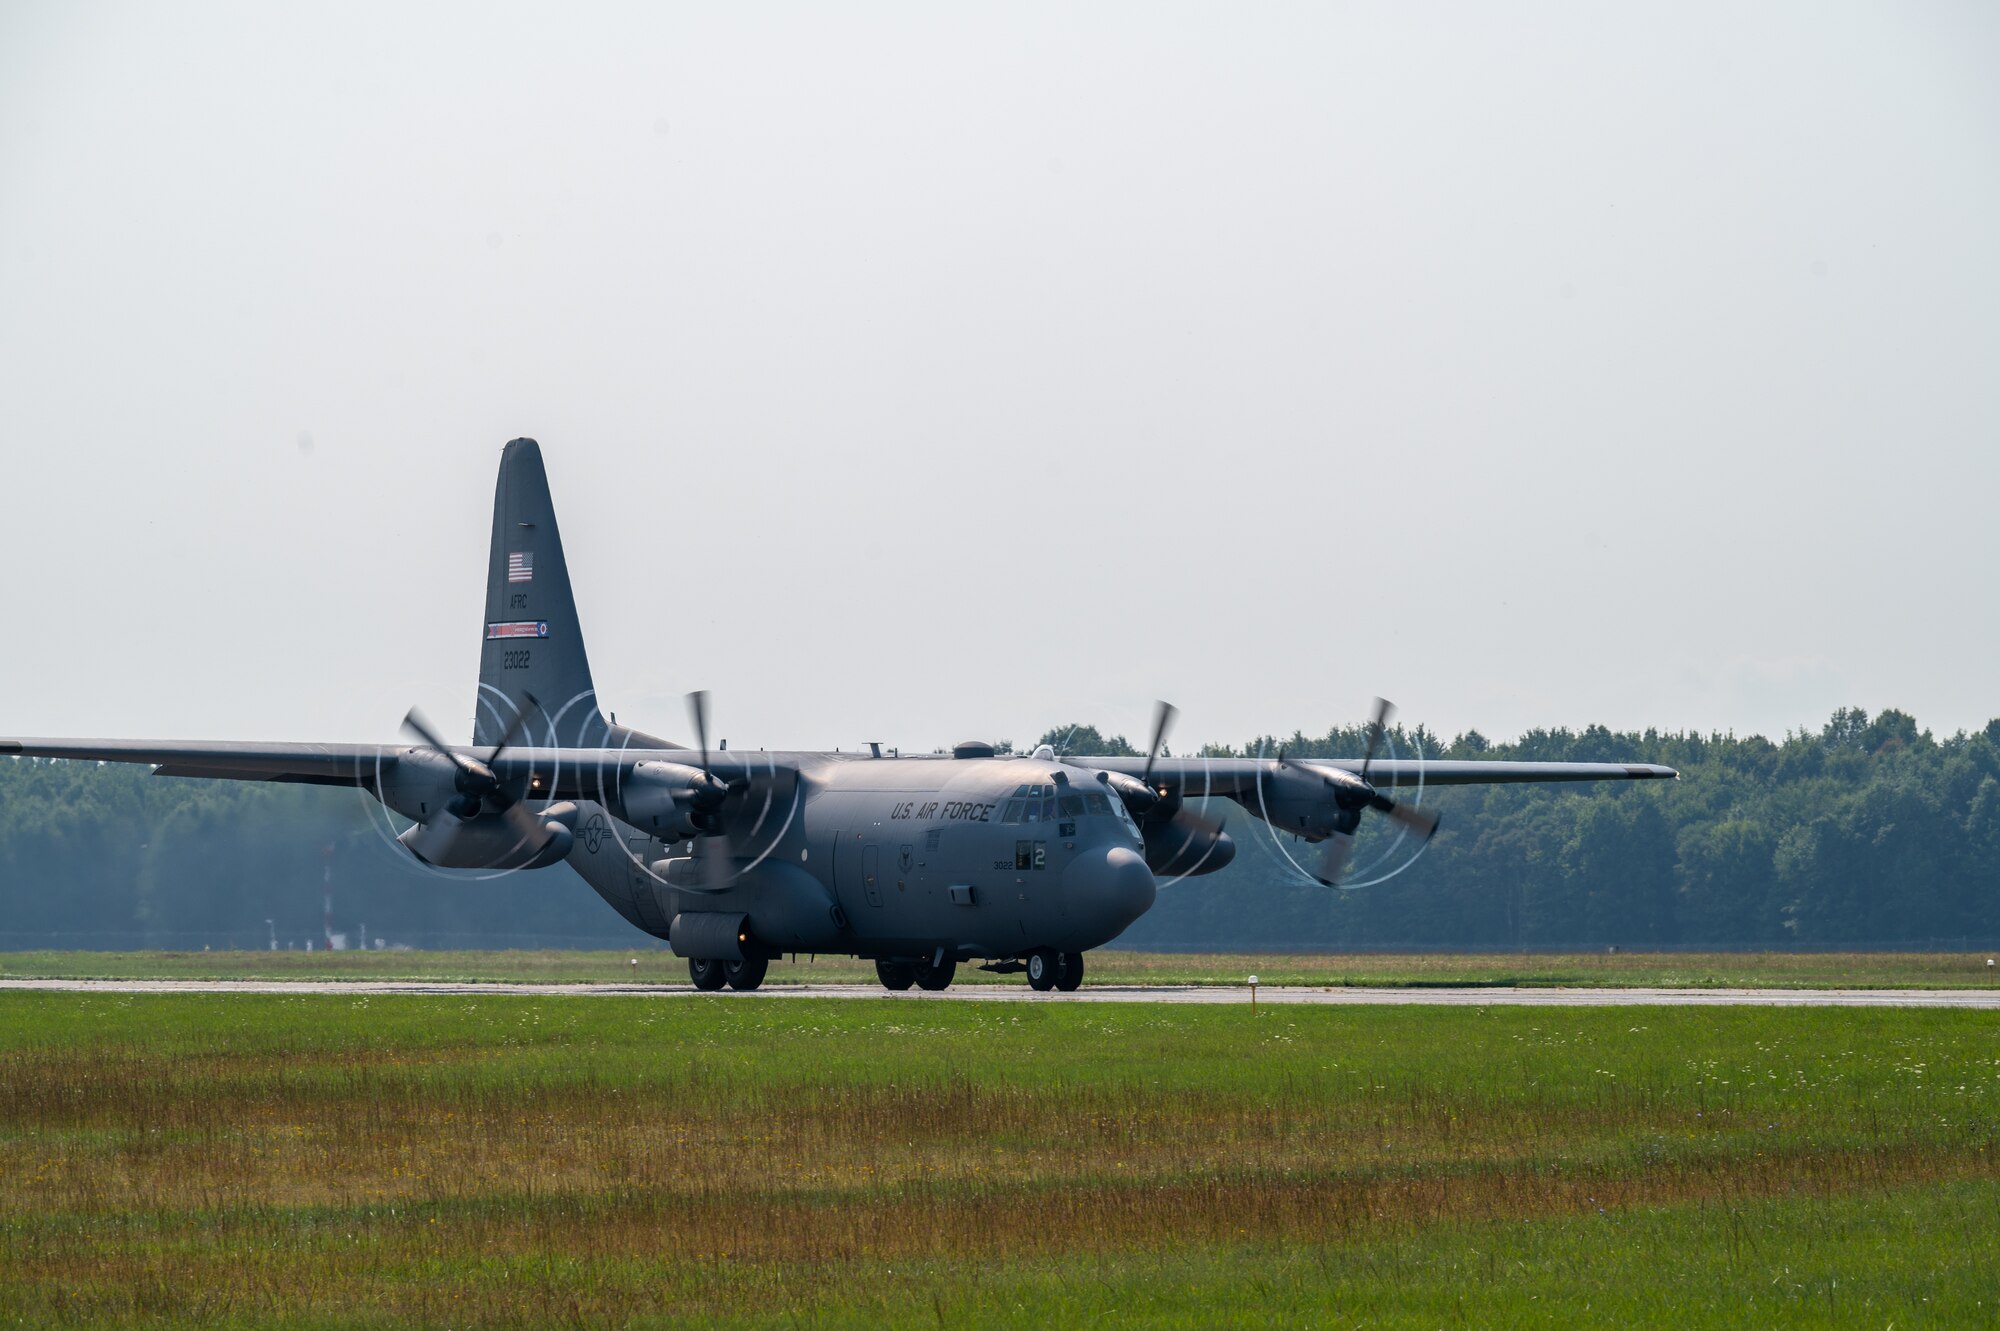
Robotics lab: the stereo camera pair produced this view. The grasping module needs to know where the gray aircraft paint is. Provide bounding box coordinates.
[2,440,1677,982]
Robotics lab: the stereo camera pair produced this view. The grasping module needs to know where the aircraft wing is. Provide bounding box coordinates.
[1307,759,1676,787]
[0,737,799,793]
[0,738,395,785]
[1078,756,1678,792]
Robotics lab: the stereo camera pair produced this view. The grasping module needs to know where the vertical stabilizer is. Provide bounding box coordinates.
[475,438,612,748]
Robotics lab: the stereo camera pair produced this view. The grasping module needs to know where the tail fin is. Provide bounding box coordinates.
[475,438,613,749]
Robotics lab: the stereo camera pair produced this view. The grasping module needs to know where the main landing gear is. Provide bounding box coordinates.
[1025,947,1084,993]
[688,955,768,992]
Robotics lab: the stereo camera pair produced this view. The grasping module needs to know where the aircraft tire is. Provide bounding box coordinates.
[1026,947,1059,992]
[725,956,769,992]
[1055,951,1084,992]
[875,959,916,991]
[688,957,728,991]
[914,957,956,991]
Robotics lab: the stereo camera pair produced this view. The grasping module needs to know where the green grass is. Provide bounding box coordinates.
[0,995,1995,1326]
[4,946,1998,988]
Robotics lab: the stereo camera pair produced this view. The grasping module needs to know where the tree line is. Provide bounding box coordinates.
[1074,707,2000,950]
[2,707,1996,950]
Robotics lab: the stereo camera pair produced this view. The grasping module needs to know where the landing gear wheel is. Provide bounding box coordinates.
[914,957,957,991]
[875,959,916,991]
[688,957,727,991]
[725,955,769,991]
[1056,951,1084,992]
[1026,947,1060,992]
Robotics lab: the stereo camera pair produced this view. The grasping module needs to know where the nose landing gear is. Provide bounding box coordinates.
[1025,948,1085,992]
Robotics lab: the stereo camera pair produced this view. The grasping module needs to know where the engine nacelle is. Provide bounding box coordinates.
[1142,807,1236,878]
[1099,770,1234,876]
[1246,764,1368,841]
[375,748,467,823]
[1102,770,1161,815]
[398,803,575,870]
[616,761,718,841]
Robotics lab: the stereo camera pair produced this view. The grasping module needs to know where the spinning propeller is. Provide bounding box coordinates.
[1133,700,1230,880]
[683,689,758,891]
[398,692,551,862]
[1304,697,1440,886]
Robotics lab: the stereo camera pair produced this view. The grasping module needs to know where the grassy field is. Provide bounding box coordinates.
[0,994,1995,1327]
[3,946,1999,988]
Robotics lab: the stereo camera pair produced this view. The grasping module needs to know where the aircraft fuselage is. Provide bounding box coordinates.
[561,753,1158,963]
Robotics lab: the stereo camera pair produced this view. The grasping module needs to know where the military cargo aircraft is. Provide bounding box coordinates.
[3,440,1677,991]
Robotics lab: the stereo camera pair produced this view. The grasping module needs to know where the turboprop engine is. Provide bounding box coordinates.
[1241,699,1442,885]
[397,799,578,870]
[1102,769,1236,878]
[1250,762,1372,840]
[614,759,728,841]
[382,702,579,871]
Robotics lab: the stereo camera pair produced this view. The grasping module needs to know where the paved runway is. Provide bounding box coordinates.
[3,979,1998,1007]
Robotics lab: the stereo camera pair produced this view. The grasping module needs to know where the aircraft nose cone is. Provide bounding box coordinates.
[1065,844,1157,929]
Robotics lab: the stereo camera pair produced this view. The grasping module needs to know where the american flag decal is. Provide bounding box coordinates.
[507,551,533,583]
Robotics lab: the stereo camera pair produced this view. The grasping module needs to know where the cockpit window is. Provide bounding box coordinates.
[1001,780,1120,825]
[1106,790,1138,830]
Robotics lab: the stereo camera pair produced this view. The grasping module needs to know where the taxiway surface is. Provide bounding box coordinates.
[3,979,1997,1007]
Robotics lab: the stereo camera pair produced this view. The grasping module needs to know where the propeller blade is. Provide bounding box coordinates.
[401,707,476,777]
[1316,831,1356,887]
[485,691,541,765]
[1359,697,1395,786]
[402,705,507,806]
[1381,799,1441,841]
[498,797,546,856]
[686,690,711,776]
[1142,700,1178,786]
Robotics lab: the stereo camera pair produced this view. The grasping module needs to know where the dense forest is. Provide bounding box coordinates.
[1,707,1995,951]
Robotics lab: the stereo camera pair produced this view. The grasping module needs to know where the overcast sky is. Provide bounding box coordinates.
[2,2,1996,755]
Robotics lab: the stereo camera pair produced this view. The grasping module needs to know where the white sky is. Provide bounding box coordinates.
[3,2,1996,754]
